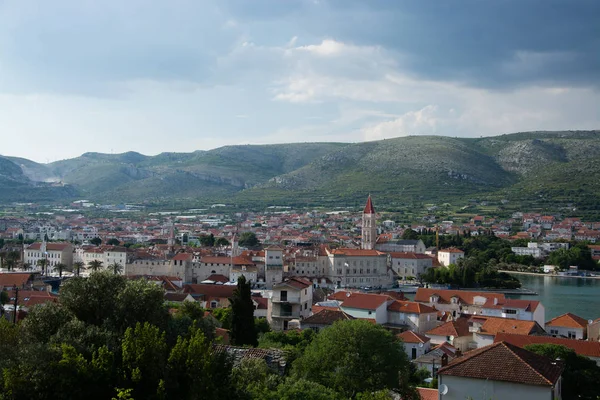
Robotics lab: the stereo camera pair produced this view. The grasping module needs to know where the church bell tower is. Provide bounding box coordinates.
[361,195,377,250]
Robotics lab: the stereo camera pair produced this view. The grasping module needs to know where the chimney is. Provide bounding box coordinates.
[441,353,449,367]
[493,297,498,305]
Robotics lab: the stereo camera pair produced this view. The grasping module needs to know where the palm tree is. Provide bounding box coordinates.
[55,263,67,278]
[22,262,31,271]
[73,261,85,277]
[108,262,123,275]
[5,258,15,272]
[88,260,103,272]
[37,258,48,275]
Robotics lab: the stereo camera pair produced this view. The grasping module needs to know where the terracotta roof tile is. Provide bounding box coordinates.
[495,332,600,359]
[417,388,438,400]
[302,309,355,325]
[339,292,390,310]
[438,341,563,387]
[387,300,436,314]
[545,313,589,329]
[426,317,471,337]
[0,273,33,288]
[398,330,430,344]
[474,316,542,336]
[415,288,505,306]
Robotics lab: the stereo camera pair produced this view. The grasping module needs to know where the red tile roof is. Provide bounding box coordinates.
[205,274,230,283]
[339,292,390,310]
[415,288,505,306]
[183,284,236,298]
[363,195,375,214]
[417,388,438,400]
[387,300,436,314]
[274,277,312,290]
[329,248,386,257]
[439,247,464,254]
[0,273,33,288]
[27,242,71,251]
[389,252,434,260]
[398,330,430,344]
[302,309,355,325]
[494,333,600,359]
[473,316,543,337]
[172,253,192,261]
[545,313,589,329]
[426,317,471,338]
[438,341,563,387]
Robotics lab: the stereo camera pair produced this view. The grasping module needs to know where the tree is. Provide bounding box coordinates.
[108,262,123,275]
[88,260,104,272]
[273,378,344,400]
[73,261,85,277]
[525,343,600,400]
[55,263,67,278]
[122,322,167,399]
[292,320,416,398]
[238,232,259,248]
[37,258,48,275]
[90,237,102,246]
[200,234,215,247]
[229,275,257,347]
[0,290,8,306]
[401,229,419,240]
[215,237,230,247]
[107,238,120,246]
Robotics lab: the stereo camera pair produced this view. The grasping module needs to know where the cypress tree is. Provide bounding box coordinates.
[229,275,257,346]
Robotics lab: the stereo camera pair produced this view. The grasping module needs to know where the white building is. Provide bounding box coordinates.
[398,330,431,360]
[545,313,589,340]
[437,248,464,267]
[267,277,313,331]
[24,242,73,270]
[437,342,563,400]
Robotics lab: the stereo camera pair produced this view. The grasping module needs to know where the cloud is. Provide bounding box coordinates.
[363,105,440,140]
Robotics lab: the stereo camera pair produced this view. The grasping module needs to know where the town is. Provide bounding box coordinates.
[1,196,599,399]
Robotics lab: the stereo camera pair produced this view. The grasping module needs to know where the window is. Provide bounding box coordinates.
[210,301,218,308]
[304,303,307,310]
[367,269,370,274]
[504,309,517,314]
[368,311,372,315]
[568,331,577,339]
[280,290,288,301]
[411,348,417,360]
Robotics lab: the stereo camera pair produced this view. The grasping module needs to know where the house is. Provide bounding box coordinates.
[495,332,600,366]
[337,292,391,324]
[252,295,269,318]
[437,248,464,267]
[182,284,237,309]
[437,341,563,400]
[300,309,355,332]
[386,300,438,334]
[414,288,545,326]
[0,273,36,290]
[229,265,258,284]
[413,342,458,376]
[389,252,433,280]
[398,330,431,360]
[415,288,505,319]
[375,238,427,254]
[480,298,545,327]
[163,292,195,303]
[267,277,313,331]
[425,317,472,352]
[469,315,545,348]
[545,312,589,339]
[588,318,600,342]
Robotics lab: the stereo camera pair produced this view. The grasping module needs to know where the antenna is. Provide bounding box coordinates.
[439,384,449,395]
[346,292,351,297]
[589,319,594,325]
[418,342,424,348]
[449,335,455,342]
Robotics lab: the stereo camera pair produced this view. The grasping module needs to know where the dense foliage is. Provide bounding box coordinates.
[0,273,421,399]
[525,344,600,400]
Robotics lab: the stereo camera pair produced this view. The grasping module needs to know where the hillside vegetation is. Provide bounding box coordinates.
[1,131,599,212]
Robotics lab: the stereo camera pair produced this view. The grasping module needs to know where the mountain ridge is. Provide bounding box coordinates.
[1,131,599,211]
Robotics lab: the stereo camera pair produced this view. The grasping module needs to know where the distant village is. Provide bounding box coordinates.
[1,196,600,399]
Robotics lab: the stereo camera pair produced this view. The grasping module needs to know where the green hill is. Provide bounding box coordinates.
[1,131,599,213]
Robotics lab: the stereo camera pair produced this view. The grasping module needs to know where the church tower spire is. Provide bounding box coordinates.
[361,195,377,250]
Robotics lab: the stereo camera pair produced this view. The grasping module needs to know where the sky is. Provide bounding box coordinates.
[0,0,599,163]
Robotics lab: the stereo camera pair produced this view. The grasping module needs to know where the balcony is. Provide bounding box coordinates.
[271,310,300,319]
[272,295,302,303]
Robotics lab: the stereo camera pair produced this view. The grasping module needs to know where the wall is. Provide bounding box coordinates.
[546,325,585,340]
[439,374,554,400]
[403,341,430,360]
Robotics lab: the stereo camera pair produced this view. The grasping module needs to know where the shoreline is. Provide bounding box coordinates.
[500,270,600,280]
